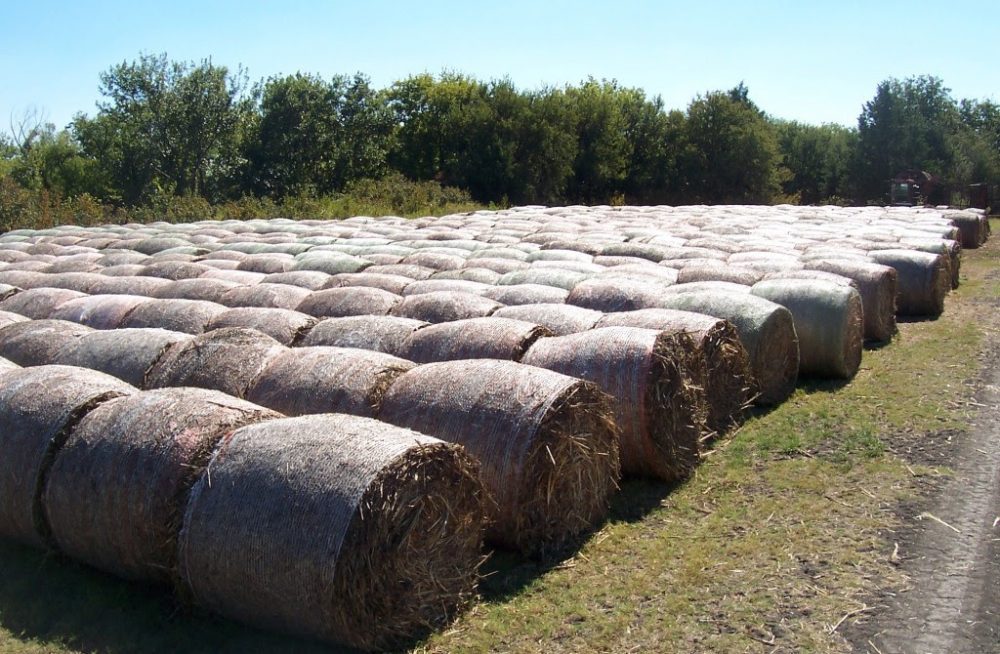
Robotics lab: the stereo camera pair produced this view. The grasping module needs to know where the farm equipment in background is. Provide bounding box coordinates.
[890,170,941,206]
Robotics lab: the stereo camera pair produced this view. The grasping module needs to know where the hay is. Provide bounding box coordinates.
[0,287,88,319]
[379,359,620,556]
[84,275,174,296]
[152,278,242,303]
[299,316,428,355]
[522,327,705,480]
[0,319,95,366]
[390,291,501,323]
[462,257,530,274]
[429,268,502,284]
[42,388,278,582]
[675,264,764,285]
[120,298,229,334]
[98,264,149,277]
[401,251,468,271]
[200,269,267,285]
[662,281,751,295]
[0,310,28,332]
[480,284,570,306]
[597,308,752,434]
[176,414,485,650]
[206,307,317,346]
[497,268,592,290]
[325,273,415,295]
[140,261,212,280]
[803,259,898,343]
[868,249,949,317]
[293,252,372,275]
[236,254,296,274]
[260,270,334,290]
[145,327,287,397]
[0,355,20,374]
[362,263,436,280]
[219,283,313,310]
[399,317,551,364]
[751,279,864,379]
[247,347,414,417]
[0,365,134,547]
[492,303,602,336]
[566,277,671,312]
[296,287,403,318]
[49,295,154,330]
[654,291,799,405]
[0,284,20,302]
[55,328,191,388]
[401,279,492,296]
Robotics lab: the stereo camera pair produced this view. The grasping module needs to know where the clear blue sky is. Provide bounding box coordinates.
[2,0,998,134]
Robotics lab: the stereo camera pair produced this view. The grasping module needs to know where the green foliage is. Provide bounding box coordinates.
[775,121,857,204]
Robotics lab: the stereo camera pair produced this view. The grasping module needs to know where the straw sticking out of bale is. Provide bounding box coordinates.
[145,327,287,397]
[42,388,279,582]
[399,317,551,363]
[597,308,752,434]
[54,328,190,388]
[654,292,799,405]
[300,315,427,356]
[522,327,705,480]
[751,279,864,379]
[177,414,485,650]
[0,365,134,547]
[379,359,620,556]
[247,347,414,418]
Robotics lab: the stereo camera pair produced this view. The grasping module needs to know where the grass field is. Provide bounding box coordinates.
[1,219,997,654]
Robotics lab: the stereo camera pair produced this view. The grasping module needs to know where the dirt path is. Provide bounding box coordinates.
[848,338,1000,653]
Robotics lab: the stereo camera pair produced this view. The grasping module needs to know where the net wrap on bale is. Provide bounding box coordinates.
[176,414,485,651]
[399,317,551,363]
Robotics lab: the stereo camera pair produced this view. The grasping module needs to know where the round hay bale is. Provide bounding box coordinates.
[676,265,764,285]
[390,291,501,324]
[97,264,150,277]
[177,414,485,650]
[43,259,99,274]
[219,283,312,311]
[597,309,752,434]
[899,238,961,289]
[400,251,467,271]
[0,283,20,302]
[429,267,502,284]
[236,254,296,274]
[566,277,671,312]
[259,270,333,290]
[523,327,704,480]
[200,269,266,285]
[0,319,95,366]
[401,279,492,297]
[0,287,88,319]
[133,237,195,255]
[598,264,679,284]
[296,287,403,318]
[325,273,415,295]
[362,263,436,280]
[868,249,949,317]
[497,268,592,291]
[299,316,428,355]
[654,291,799,405]
[0,355,20,374]
[751,279,864,379]
[140,261,212,281]
[247,347,414,417]
[85,275,173,296]
[152,278,242,303]
[662,281,752,295]
[480,284,570,306]
[206,307,317,346]
[462,257,530,274]
[120,298,228,334]
[49,295,154,330]
[55,328,191,388]
[29,272,105,292]
[293,252,371,275]
[0,309,28,329]
[379,359,619,555]
[42,388,279,582]
[0,365,134,547]
[145,327,287,397]
[802,259,898,343]
[399,317,551,364]
[758,270,861,290]
[492,303,602,336]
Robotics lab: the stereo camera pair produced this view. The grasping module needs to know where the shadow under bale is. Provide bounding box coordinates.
[176,414,486,651]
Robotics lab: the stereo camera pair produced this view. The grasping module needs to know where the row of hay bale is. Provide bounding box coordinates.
[0,320,623,555]
[0,363,486,650]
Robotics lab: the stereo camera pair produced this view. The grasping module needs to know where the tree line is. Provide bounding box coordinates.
[2,53,998,222]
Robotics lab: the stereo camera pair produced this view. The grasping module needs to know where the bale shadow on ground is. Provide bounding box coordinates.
[0,541,346,654]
